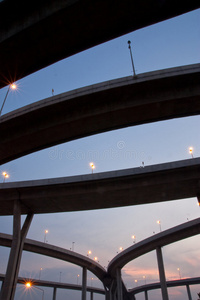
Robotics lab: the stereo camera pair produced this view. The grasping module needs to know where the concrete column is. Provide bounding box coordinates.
[90,291,94,300]
[186,285,192,300]
[156,247,169,300]
[144,290,148,300]
[53,287,57,300]
[0,200,33,300]
[82,267,87,300]
[116,268,123,300]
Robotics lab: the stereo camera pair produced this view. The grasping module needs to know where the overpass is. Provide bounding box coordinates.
[0,0,199,88]
[0,63,200,165]
[0,233,106,282]
[0,218,200,300]
[0,158,200,215]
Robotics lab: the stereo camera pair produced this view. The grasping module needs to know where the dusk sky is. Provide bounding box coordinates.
[0,7,200,300]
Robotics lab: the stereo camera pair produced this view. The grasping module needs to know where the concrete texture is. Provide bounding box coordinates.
[0,64,200,165]
[0,0,199,88]
[0,158,200,215]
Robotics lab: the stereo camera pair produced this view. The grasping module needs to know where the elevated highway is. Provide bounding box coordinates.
[0,158,200,215]
[107,218,200,277]
[0,64,200,165]
[0,0,199,88]
[0,233,106,283]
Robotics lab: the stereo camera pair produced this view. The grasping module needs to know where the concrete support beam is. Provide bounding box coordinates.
[186,285,192,300]
[53,287,57,300]
[0,200,33,300]
[144,290,148,300]
[90,291,94,300]
[116,268,123,300]
[82,267,87,300]
[156,247,169,300]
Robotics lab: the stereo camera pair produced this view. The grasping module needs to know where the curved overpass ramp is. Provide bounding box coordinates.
[107,217,200,277]
[0,64,200,165]
[0,233,106,283]
[0,158,200,215]
[0,0,199,88]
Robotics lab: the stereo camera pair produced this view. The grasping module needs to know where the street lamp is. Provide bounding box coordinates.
[87,250,92,257]
[39,268,42,280]
[25,282,44,300]
[72,241,75,251]
[134,279,138,286]
[127,41,136,77]
[189,147,194,158]
[77,274,80,284]
[90,162,95,173]
[143,275,146,285]
[0,83,17,116]
[131,235,136,244]
[44,230,48,243]
[2,171,9,182]
[157,220,162,232]
[177,267,181,279]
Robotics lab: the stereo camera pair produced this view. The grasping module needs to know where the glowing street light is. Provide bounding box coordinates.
[91,277,94,286]
[177,267,181,279]
[2,171,9,183]
[135,279,138,286]
[77,274,80,284]
[0,83,17,116]
[132,235,136,244]
[87,250,92,257]
[157,220,162,232]
[119,247,123,251]
[189,147,194,158]
[90,162,95,174]
[143,275,146,285]
[44,230,48,243]
[25,282,44,300]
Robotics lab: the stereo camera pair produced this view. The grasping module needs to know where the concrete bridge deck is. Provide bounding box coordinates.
[0,64,200,165]
[0,0,199,88]
[0,158,200,215]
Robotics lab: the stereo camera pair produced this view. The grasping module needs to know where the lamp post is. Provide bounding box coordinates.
[131,235,136,244]
[90,162,95,174]
[72,241,75,251]
[177,268,181,279]
[25,282,44,300]
[87,250,92,257]
[44,230,48,243]
[189,147,194,158]
[77,274,80,284]
[2,171,9,182]
[157,220,162,232]
[127,41,136,77]
[0,83,17,116]
[39,268,42,280]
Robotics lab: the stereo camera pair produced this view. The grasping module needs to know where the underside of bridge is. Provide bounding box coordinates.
[0,0,199,88]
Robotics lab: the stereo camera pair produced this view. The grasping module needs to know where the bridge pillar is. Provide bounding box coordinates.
[53,287,57,300]
[90,291,93,300]
[156,247,169,300]
[144,290,148,300]
[186,285,192,300]
[0,200,33,300]
[82,267,87,300]
[116,268,123,300]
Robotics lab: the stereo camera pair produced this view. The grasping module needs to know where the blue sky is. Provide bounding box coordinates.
[0,8,200,300]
